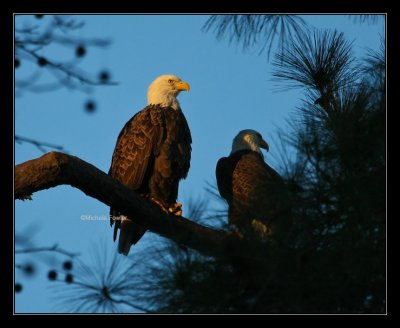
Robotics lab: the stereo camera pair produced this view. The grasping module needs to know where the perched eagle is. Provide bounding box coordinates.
[216,130,289,242]
[109,74,192,255]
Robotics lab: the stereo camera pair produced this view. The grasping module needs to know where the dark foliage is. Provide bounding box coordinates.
[203,15,309,59]
[15,283,23,293]
[15,15,115,96]
[15,227,78,298]
[137,28,385,314]
[52,242,150,313]
[65,274,74,284]
[99,70,111,82]
[75,45,86,58]
[203,14,383,61]
[21,262,36,277]
[63,261,73,271]
[14,14,114,151]
[84,99,96,113]
[48,270,58,281]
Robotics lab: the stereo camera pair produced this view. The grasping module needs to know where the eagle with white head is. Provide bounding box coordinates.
[216,129,289,242]
[109,74,192,255]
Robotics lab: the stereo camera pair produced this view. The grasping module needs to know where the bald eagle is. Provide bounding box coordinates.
[109,74,192,255]
[216,130,288,242]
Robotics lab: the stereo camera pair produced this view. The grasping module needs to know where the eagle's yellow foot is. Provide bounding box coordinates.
[169,202,183,216]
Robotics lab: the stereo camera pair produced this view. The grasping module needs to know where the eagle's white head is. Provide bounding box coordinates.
[230,129,270,157]
[147,74,190,110]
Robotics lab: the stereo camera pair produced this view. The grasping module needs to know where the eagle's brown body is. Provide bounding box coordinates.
[109,104,191,253]
[216,150,288,240]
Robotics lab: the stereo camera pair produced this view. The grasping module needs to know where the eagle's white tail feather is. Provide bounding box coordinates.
[118,216,134,256]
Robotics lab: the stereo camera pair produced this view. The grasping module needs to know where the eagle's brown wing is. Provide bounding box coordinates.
[217,150,288,240]
[216,156,234,203]
[108,105,166,246]
[109,106,165,190]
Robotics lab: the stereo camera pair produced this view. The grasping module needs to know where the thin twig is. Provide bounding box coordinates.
[109,297,153,313]
[15,135,66,153]
[16,45,118,87]
[52,274,153,313]
[15,244,80,258]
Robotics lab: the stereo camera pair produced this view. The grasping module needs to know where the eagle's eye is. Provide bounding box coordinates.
[168,79,173,84]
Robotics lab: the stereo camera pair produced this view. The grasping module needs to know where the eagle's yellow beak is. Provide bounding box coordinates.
[175,81,190,92]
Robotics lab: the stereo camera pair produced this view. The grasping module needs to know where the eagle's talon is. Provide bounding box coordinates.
[169,202,183,216]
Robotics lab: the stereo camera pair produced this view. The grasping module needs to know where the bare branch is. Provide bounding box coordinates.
[15,15,115,95]
[15,244,79,258]
[15,135,66,153]
[15,152,250,259]
[16,45,118,88]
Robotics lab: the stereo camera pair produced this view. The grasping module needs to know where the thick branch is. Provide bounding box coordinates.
[15,152,243,258]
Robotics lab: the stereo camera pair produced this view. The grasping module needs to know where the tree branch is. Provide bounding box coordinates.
[15,243,79,257]
[15,135,66,153]
[16,45,118,87]
[15,152,244,259]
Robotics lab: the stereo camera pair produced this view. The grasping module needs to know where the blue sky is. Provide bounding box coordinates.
[15,14,384,313]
